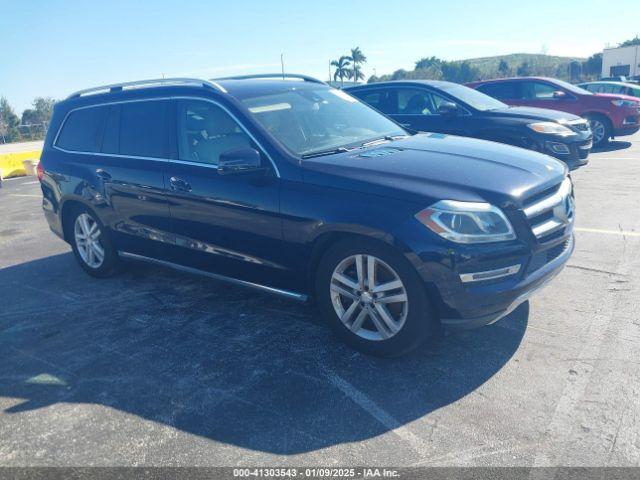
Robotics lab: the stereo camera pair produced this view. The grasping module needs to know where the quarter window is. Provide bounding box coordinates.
[56,106,108,152]
[177,100,256,166]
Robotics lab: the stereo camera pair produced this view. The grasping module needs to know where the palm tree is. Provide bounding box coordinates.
[348,47,367,83]
[331,56,352,86]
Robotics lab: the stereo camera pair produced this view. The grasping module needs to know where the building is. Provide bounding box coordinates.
[602,45,640,79]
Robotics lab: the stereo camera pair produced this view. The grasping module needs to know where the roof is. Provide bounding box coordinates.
[345,79,458,90]
[578,81,637,87]
[62,74,329,105]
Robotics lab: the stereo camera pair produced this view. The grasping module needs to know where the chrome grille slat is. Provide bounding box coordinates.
[523,178,574,240]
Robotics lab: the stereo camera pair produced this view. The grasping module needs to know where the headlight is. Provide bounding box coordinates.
[527,122,573,136]
[415,200,516,244]
[611,99,639,108]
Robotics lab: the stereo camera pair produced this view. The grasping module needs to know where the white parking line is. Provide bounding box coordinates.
[7,194,41,198]
[575,227,640,237]
[325,369,433,455]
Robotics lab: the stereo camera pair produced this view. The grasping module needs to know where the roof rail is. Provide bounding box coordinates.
[212,73,327,85]
[66,77,227,99]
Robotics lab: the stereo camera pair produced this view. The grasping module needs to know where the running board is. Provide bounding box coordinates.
[118,251,309,302]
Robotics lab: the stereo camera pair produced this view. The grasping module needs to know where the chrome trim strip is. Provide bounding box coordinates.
[67,78,226,98]
[53,97,281,178]
[118,252,308,302]
[53,146,170,162]
[459,264,521,283]
[531,218,565,237]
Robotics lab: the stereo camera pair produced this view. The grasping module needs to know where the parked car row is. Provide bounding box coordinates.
[345,80,592,171]
[39,74,576,356]
[466,77,640,146]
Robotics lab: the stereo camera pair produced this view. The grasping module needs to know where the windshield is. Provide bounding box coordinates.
[241,87,406,156]
[439,83,508,111]
[551,78,593,95]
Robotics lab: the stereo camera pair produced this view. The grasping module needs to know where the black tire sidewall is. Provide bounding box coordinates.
[315,237,437,357]
[67,205,119,278]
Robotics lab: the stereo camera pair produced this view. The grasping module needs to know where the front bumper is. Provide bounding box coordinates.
[531,132,591,170]
[441,234,574,329]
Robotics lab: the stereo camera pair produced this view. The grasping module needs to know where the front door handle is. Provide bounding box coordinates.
[169,176,192,192]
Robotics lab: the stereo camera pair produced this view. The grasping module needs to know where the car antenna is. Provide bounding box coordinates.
[281,53,285,80]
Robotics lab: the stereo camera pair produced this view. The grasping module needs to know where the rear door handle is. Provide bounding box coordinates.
[96,168,111,180]
[169,176,192,192]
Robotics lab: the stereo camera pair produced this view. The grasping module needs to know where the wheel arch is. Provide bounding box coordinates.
[59,197,100,243]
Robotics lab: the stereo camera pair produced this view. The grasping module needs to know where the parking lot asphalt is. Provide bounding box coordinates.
[1,133,639,467]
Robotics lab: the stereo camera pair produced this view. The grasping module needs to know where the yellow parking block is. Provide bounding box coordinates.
[0,150,42,178]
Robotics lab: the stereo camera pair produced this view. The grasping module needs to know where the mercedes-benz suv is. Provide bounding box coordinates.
[39,74,575,356]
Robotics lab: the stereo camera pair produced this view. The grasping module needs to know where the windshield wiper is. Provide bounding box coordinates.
[300,146,352,159]
[360,135,408,148]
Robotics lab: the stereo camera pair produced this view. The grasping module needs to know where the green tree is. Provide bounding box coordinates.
[415,56,442,70]
[498,59,510,77]
[619,36,640,47]
[347,47,367,83]
[0,97,21,143]
[331,56,352,86]
[516,61,532,76]
[568,60,582,81]
[582,53,602,78]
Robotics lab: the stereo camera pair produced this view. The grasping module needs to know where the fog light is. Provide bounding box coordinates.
[545,141,571,155]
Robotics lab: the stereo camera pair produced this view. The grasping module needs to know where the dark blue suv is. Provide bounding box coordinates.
[39,74,575,356]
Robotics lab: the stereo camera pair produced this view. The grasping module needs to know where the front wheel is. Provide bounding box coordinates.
[585,114,611,147]
[316,238,437,357]
[68,206,120,277]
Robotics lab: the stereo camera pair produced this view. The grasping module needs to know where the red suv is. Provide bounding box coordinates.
[467,77,640,146]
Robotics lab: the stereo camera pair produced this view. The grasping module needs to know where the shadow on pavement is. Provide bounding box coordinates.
[0,253,528,454]
[592,140,632,153]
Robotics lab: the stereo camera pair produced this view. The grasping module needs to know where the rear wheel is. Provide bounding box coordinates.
[316,238,437,357]
[68,206,120,277]
[585,114,611,147]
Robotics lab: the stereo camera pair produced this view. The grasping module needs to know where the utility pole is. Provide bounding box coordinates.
[281,53,285,80]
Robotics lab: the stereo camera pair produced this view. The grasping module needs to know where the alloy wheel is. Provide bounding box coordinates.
[74,213,105,269]
[330,254,408,341]
[588,119,606,145]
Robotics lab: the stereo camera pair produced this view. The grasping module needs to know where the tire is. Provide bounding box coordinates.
[66,205,120,278]
[585,114,611,147]
[315,237,437,357]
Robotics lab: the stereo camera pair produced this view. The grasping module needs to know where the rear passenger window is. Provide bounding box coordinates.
[477,82,517,100]
[56,106,107,152]
[354,90,386,111]
[119,101,168,158]
[101,105,120,154]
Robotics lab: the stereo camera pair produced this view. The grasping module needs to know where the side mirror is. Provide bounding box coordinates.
[552,90,567,99]
[218,147,263,175]
[438,101,459,116]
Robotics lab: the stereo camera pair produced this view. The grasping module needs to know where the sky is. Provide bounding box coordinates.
[1,0,638,114]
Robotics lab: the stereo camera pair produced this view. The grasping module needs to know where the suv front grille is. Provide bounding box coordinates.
[527,238,572,273]
[522,179,574,242]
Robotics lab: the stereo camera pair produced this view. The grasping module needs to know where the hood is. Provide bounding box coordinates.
[488,106,580,122]
[302,133,566,208]
[592,92,639,102]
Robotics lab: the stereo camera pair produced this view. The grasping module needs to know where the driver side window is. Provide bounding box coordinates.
[522,82,559,100]
[177,100,257,166]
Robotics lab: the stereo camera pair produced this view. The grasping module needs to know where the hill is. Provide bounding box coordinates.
[370,52,594,84]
